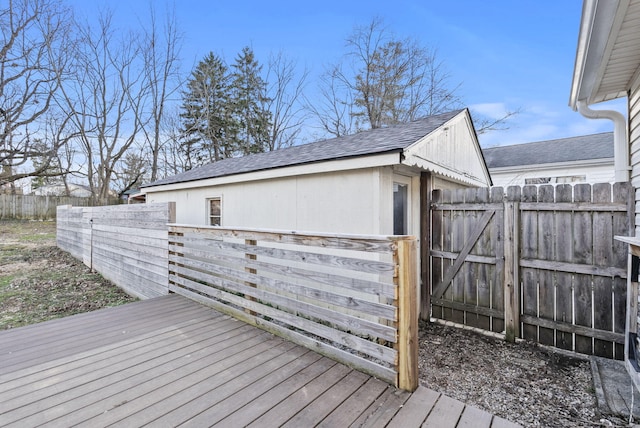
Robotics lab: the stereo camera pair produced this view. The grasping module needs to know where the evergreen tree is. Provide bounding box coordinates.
[230,47,272,155]
[180,52,235,166]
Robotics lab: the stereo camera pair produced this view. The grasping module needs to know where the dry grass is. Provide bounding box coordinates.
[0,220,136,330]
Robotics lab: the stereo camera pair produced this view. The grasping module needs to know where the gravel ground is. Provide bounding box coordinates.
[418,321,636,427]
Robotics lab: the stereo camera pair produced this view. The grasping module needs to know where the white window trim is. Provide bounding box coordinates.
[206,196,222,226]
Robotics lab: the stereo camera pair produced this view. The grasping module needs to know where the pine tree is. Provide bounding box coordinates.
[230,47,272,155]
[180,52,235,166]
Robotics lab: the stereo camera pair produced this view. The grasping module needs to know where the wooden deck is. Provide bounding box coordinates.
[0,294,520,427]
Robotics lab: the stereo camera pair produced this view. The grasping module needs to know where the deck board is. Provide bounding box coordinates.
[0,294,522,427]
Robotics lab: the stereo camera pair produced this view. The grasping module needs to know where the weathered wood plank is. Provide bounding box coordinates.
[555,184,574,351]
[121,343,309,427]
[520,185,539,342]
[76,338,294,427]
[169,252,397,320]
[170,284,397,384]
[212,357,337,427]
[244,364,353,428]
[519,258,625,278]
[537,185,556,346]
[169,275,397,364]
[503,196,519,342]
[169,224,399,253]
[316,377,389,428]
[422,394,466,427]
[351,386,411,428]
[573,183,594,354]
[457,405,493,428]
[280,370,371,427]
[519,315,624,343]
[168,242,396,299]
[169,233,396,274]
[431,189,444,319]
[519,202,628,211]
[386,386,439,427]
[169,263,397,341]
[491,187,505,333]
[593,183,615,357]
[177,351,323,426]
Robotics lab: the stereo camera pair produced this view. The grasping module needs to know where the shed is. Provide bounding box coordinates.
[143,109,490,238]
[483,132,614,186]
[144,109,490,317]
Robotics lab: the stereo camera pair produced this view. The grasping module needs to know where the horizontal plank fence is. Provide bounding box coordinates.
[168,224,419,391]
[430,182,632,359]
[0,194,120,220]
[57,203,175,299]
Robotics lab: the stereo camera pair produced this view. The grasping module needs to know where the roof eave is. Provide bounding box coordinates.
[570,0,631,109]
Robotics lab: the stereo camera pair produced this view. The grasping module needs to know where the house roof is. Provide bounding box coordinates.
[570,0,640,108]
[144,109,464,188]
[482,132,613,168]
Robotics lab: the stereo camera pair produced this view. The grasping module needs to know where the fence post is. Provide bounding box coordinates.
[245,239,258,315]
[504,187,520,342]
[397,238,419,392]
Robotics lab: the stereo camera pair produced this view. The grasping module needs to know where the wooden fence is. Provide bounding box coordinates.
[57,203,175,299]
[430,182,632,359]
[168,224,419,391]
[0,195,105,220]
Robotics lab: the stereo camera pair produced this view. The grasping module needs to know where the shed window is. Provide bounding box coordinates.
[208,198,221,226]
[393,183,408,235]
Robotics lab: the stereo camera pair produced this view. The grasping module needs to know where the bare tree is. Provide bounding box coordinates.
[346,18,462,129]
[472,107,522,135]
[265,52,308,150]
[306,64,357,138]
[140,4,182,183]
[58,10,150,204]
[0,0,73,186]
[308,18,464,137]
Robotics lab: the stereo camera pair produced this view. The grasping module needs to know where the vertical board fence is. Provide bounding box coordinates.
[57,203,175,299]
[430,182,632,359]
[168,224,419,391]
[0,194,120,220]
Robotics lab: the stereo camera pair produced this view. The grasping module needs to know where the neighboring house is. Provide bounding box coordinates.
[143,109,491,238]
[483,132,614,187]
[33,183,92,198]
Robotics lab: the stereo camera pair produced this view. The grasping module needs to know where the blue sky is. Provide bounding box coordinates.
[71,0,623,147]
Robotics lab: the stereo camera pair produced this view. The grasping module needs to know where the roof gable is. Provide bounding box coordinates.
[145,110,464,188]
[483,132,614,168]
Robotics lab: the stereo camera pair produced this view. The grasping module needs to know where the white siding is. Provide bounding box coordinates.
[631,76,640,235]
[403,113,491,187]
[147,167,395,235]
[490,161,615,188]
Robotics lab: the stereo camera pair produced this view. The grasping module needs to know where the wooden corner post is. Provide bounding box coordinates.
[397,238,419,392]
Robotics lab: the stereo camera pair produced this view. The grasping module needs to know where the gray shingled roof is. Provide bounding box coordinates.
[144,109,463,188]
[482,132,614,168]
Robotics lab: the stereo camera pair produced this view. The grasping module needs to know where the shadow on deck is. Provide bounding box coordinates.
[0,294,520,427]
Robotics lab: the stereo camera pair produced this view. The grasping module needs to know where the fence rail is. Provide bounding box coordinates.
[57,203,175,299]
[430,182,632,359]
[168,224,419,391]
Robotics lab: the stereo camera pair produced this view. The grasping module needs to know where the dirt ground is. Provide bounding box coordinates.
[419,321,634,427]
[0,220,136,330]
[0,220,635,427]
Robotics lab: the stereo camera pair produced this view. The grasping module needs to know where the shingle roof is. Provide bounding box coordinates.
[482,132,614,168]
[144,109,463,188]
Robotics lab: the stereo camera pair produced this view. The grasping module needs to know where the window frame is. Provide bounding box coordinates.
[206,196,222,226]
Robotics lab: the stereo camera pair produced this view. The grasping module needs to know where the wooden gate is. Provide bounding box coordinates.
[429,183,632,358]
